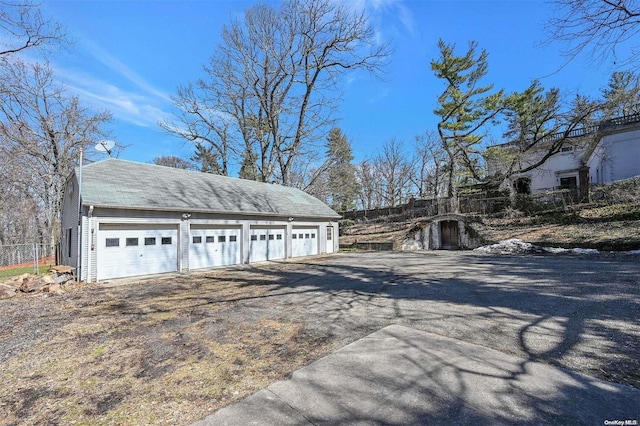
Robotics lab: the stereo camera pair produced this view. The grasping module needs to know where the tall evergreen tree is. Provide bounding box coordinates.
[238,149,260,181]
[431,39,504,211]
[324,128,359,211]
[602,71,640,118]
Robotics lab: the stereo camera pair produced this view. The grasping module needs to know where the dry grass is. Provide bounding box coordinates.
[0,268,334,425]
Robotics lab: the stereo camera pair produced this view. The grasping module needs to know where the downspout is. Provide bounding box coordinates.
[87,205,94,283]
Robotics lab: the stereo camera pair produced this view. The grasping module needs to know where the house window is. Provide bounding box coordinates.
[126,238,138,246]
[229,235,237,242]
[268,234,274,240]
[251,235,258,241]
[106,238,119,247]
[67,228,72,257]
[144,237,156,246]
[560,176,577,189]
[161,237,172,245]
[514,177,531,195]
[327,227,333,241]
[218,235,226,243]
[206,236,215,243]
[560,146,574,153]
[193,236,202,244]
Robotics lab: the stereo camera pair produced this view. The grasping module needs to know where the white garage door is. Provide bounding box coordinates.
[189,226,241,270]
[249,227,285,263]
[291,227,318,257]
[97,224,178,280]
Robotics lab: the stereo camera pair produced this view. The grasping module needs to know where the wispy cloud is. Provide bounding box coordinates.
[51,36,174,129]
[83,39,172,103]
[342,0,417,39]
[56,65,171,128]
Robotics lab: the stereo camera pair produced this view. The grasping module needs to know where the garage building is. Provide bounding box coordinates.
[60,159,340,281]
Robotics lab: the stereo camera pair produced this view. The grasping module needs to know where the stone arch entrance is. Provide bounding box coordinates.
[440,220,460,250]
[400,214,483,251]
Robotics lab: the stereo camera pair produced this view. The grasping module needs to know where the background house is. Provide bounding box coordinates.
[587,115,640,185]
[487,112,640,195]
[60,159,339,282]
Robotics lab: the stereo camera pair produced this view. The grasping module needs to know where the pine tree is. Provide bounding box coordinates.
[325,128,359,211]
[431,39,504,211]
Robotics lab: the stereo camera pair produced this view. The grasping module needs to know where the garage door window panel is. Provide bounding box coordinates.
[106,238,119,247]
[162,237,172,245]
[145,237,156,246]
[126,238,139,246]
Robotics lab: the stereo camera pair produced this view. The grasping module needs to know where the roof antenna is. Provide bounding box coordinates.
[95,140,115,157]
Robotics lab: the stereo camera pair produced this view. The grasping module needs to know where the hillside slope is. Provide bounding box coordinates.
[340,202,640,251]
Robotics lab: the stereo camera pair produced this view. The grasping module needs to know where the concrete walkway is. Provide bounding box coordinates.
[194,325,639,425]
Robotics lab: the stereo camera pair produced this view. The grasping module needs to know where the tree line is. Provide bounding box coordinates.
[1,0,638,248]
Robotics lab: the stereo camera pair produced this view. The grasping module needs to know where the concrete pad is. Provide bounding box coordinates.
[194,325,640,425]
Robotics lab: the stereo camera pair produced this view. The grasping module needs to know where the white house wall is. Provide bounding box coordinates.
[600,128,640,182]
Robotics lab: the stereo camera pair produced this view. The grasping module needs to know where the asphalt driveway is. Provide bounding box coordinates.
[2,250,638,424]
[246,251,640,389]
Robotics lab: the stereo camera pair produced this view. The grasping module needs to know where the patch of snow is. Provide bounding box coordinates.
[570,248,599,254]
[474,239,544,255]
[622,249,640,255]
[475,239,601,255]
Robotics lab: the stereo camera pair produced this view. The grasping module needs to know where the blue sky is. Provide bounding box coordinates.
[41,0,626,170]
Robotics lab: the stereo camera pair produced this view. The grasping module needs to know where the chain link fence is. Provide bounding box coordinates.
[0,243,55,282]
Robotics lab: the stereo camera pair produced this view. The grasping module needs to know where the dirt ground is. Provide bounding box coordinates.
[1,251,639,425]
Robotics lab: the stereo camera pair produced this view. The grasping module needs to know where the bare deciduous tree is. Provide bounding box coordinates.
[374,139,414,208]
[0,0,67,58]
[413,131,448,200]
[0,60,112,246]
[547,0,640,65]
[163,0,390,185]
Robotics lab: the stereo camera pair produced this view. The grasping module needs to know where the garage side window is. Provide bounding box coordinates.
[106,238,119,247]
[145,237,156,246]
[126,238,139,246]
[161,237,172,245]
[193,236,202,244]
[327,227,333,241]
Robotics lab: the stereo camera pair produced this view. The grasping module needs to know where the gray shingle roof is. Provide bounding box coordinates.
[78,159,339,219]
